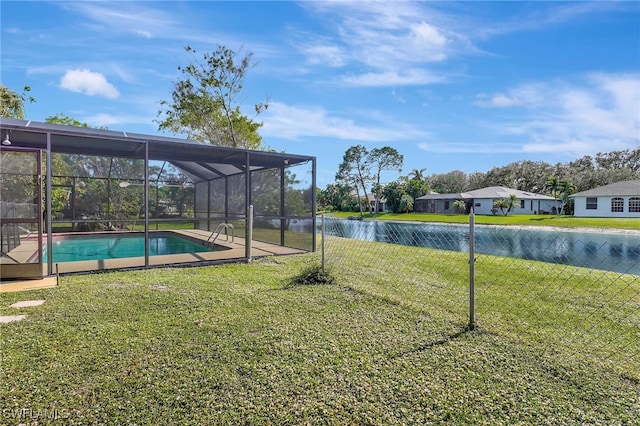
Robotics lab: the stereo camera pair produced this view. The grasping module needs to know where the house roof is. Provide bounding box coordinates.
[0,118,314,183]
[416,193,470,200]
[417,186,555,201]
[571,180,640,197]
[465,186,555,200]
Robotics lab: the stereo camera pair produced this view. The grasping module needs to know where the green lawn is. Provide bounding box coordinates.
[326,211,640,231]
[1,246,638,424]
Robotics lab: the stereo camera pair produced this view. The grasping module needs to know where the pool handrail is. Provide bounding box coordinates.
[207,223,235,247]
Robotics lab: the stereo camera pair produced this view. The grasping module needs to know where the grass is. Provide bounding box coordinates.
[1,246,638,424]
[326,211,640,231]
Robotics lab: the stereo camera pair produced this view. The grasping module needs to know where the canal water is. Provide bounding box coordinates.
[322,219,640,275]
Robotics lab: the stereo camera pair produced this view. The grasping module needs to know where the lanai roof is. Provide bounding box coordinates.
[0,118,314,183]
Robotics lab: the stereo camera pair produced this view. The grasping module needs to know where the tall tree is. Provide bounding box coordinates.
[0,84,35,119]
[336,145,373,216]
[45,113,110,129]
[369,147,403,212]
[429,170,468,193]
[403,168,430,205]
[157,45,267,149]
[467,171,487,190]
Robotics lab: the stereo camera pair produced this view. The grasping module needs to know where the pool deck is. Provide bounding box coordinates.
[0,276,58,293]
[1,229,308,286]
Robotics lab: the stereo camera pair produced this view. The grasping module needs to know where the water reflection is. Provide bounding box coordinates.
[322,219,640,275]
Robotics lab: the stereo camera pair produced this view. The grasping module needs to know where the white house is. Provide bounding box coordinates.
[465,186,557,215]
[571,180,640,218]
[415,186,557,215]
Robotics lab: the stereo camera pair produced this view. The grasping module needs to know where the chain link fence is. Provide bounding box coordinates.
[318,214,640,369]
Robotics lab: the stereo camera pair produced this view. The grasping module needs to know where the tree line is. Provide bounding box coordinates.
[320,145,639,215]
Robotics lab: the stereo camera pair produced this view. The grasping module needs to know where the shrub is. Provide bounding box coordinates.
[288,264,335,286]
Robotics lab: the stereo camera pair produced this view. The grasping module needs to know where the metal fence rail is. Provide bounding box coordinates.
[318,214,640,367]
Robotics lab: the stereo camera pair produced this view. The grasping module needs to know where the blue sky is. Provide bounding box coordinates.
[2,1,639,187]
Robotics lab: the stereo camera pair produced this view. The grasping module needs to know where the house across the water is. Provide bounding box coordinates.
[571,180,640,218]
[415,186,557,215]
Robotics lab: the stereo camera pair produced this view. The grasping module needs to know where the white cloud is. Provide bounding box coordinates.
[59,69,120,99]
[261,102,429,142]
[298,1,469,87]
[418,142,523,154]
[343,69,447,87]
[303,44,347,67]
[475,83,548,108]
[135,30,153,39]
[62,2,177,39]
[407,21,448,61]
[474,93,523,108]
[474,73,640,155]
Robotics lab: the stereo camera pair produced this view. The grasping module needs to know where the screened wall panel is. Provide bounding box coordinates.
[227,174,246,216]
[1,118,315,279]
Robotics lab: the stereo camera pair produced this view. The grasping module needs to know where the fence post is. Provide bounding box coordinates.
[321,213,326,272]
[469,207,476,331]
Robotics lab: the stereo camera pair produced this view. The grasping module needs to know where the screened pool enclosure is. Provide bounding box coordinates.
[0,118,316,280]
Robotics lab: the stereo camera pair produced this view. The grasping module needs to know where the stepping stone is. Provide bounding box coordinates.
[10,300,46,308]
[0,315,27,323]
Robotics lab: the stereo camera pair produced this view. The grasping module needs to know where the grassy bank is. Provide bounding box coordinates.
[326,211,640,231]
[1,248,638,424]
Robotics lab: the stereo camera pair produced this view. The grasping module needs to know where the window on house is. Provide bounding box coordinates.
[444,201,450,210]
[520,200,525,208]
[611,197,624,213]
[474,203,480,207]
[586,197,597,210]
[630,197,640,213]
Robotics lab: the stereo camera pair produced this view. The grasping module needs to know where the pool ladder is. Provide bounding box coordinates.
[207,223,235,248]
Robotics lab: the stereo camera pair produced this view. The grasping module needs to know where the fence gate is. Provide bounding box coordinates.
[0,147,43,279]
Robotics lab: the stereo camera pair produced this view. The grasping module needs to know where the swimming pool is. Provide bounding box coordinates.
[44,233,215,263]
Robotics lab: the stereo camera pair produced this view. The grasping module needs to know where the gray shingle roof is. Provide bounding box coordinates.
[416,186,555,201]
[571,180,640,197]
[416,193,470,200]
[465,186,555,200]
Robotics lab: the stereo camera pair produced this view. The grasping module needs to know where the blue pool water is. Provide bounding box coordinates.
[44,233,212,262]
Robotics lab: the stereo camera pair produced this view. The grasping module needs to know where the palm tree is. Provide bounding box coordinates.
[493,199,509,216]
[408,167,427,182]
[505,194,519,214]
[453,199,467,214]
[559,180,576,215]
[544,176,562,215]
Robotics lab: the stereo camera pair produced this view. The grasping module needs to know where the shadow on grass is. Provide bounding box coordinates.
[529,216,561,222]
[391,326,479,359]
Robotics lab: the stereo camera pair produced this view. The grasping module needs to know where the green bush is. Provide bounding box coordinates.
[288,263,335,286]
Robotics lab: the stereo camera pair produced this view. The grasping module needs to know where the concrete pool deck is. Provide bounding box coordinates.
[0,277,58,293]
[1,229,308,284]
